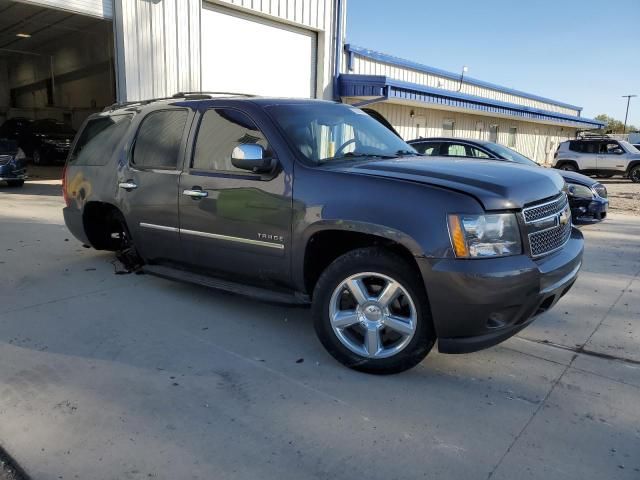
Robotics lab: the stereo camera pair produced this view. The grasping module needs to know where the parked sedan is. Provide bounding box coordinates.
[0,139,27,187]
[19,119,76,165]
[408,137,608,223]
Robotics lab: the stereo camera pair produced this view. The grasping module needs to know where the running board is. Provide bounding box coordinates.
[143,264,310,305]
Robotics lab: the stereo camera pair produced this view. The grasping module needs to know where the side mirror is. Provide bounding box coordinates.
[614,148,624,155]
[231,144,274,173]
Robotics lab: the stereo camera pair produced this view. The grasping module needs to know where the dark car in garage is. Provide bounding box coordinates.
[0,138,27,187]
[0,117,33,141]
[19,119,76,165]
[408,137,609,223]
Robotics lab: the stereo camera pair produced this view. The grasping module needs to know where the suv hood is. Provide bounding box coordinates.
[333,157,565,210]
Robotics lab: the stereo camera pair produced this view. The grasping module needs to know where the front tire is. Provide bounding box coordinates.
[558,162,578,172]
[630,165,640,183]
[312,247,435,374]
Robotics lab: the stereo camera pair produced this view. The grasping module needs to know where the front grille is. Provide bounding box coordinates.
[523,194,568,223]
[593,183,607,198]
[529,220,572,257]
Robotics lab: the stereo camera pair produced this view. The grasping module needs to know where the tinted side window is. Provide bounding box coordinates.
[584,142,599,154]
[132,110,188,169]
[568,141,582,152]
[469,147,490,158]
[444,143,467,156]
[70,115,132,166]
[413,142,439,155]
[193,109,269,172]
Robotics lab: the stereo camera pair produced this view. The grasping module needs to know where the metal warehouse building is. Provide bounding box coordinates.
[0,0,602,163]
[339,45,604,165]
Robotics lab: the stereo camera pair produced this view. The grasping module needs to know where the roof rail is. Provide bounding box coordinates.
[101,91,256,112]
[172,91,255,98]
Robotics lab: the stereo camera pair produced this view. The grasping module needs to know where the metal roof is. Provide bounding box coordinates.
[339,74,605,129]
[345,44,584,113]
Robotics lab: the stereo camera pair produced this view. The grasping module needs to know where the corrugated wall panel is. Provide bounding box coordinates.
[207,0,330,30]
[347,99,576,165]
[17,0,113,19]
[114,0,201,101]
[347,54,580,117]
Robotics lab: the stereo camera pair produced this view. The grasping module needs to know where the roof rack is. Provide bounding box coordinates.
[102,91,255,112]
[172,91,255,98]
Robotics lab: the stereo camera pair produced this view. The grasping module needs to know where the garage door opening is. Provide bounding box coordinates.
[0,0,115,168]
[201,3,317,98]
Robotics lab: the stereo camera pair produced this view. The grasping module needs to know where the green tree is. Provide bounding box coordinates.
[595,114,638,133]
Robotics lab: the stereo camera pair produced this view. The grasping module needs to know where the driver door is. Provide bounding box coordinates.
[178,106,292,287]
[597,141,626,173]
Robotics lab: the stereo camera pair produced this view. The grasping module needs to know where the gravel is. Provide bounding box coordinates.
[601,179,640,216]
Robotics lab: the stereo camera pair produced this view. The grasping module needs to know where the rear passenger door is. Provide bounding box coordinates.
[178,106,292,286]
[119,108,191,263]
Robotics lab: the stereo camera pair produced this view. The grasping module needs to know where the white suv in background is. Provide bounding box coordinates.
[553,138,640,182]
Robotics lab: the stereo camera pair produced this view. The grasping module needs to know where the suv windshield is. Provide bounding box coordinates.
[487,143,539,167]
[620,140,639,153]
[267,103,415,164]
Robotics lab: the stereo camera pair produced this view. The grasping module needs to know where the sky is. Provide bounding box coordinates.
[346,0,640,126]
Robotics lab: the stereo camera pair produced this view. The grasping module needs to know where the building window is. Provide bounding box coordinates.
[489,124,498,143]
[508,127,517,147]
[443,119,454,135]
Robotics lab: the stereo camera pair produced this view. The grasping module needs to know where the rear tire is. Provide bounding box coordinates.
[312,247,435,374]
[6,180,24,187]
[630,165,640,183]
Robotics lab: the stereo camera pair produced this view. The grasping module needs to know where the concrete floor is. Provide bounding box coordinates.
[0,175,639,480]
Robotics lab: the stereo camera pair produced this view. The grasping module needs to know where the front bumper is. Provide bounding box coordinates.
[0,163,26,181]
[419,227,584,354]
[570,196,608,223]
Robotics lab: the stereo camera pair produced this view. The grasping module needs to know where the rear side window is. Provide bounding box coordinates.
[568,141,583,152]
[192,108,270,173]
[70,114,132,166]
[413,142,439,155]
[132,110,188,169]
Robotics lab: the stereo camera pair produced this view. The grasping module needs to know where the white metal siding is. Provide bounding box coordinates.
[201,5,317,97]
[347,54,581,117]
[351,100,577,165]
[113,0,201,101]
[205,0,338,99]
[208,0,328,30]
[16,0,113,19]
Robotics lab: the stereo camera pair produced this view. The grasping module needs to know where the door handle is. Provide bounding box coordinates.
[183,189,208,198]
[118,181,137,190]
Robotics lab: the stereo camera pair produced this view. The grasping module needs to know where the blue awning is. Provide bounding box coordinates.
[339,74,604,130]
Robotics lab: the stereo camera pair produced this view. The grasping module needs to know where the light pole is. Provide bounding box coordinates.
[457,66,468,92]
[622,94,637,133]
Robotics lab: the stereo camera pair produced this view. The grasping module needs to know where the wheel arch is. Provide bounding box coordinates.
[296,220,426,297]
[82,201,128,250]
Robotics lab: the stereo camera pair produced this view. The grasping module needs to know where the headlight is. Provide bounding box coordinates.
[567,183,593,199]
[0,155,10,166]
[448,213,522,258]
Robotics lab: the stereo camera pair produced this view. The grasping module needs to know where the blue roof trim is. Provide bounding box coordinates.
[339,74,604,129]
[345,44,584,113]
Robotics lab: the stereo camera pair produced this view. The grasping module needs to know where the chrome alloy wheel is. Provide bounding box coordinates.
[329,272,418,359]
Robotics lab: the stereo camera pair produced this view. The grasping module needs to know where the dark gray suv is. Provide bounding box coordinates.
[63,94,584,374]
